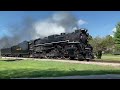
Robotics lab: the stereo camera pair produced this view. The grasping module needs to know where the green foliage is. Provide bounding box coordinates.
[105,35,114,46]
[89,35,114,54]
[89,36,104,52]
[113,22,120,53]
[104,35,114,53]
[88,35,93,41]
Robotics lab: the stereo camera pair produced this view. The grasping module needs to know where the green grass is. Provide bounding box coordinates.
[1,59,120,79]
[98,54,120,61]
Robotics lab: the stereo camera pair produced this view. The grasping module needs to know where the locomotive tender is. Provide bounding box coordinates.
[1,28,94,61]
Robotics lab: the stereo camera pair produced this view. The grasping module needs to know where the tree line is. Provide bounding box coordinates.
[88,22,120,58]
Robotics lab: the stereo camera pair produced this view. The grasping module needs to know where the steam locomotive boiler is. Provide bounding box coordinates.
[29,28,94,61]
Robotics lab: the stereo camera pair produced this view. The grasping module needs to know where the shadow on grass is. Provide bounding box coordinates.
[0,68,120,79]
[0,59,23,62]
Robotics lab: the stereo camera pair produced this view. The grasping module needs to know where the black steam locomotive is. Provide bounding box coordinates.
[1,28,94,61]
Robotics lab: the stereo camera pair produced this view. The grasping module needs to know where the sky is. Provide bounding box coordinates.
[0,11,120,39]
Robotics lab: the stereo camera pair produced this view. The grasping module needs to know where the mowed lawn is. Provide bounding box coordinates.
[100,54,120,61]
[1,59,120,79]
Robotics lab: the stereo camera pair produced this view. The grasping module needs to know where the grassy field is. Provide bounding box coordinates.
[99,54,120,61]
[1,58,120,79]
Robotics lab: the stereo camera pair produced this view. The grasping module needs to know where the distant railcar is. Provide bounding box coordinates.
[1,41,30,57]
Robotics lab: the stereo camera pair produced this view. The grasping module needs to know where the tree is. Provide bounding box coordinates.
[89,35,114,59]
[88,36,104,59]
[89,36,104,52]
[114,22,120,52]
[104,35,114,53]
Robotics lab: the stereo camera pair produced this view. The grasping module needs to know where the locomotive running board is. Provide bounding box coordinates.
[34,40,69,47]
